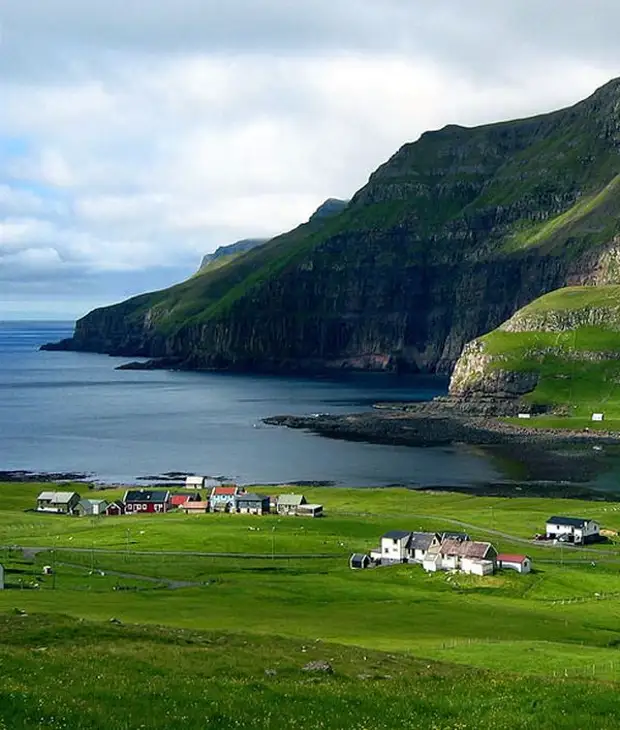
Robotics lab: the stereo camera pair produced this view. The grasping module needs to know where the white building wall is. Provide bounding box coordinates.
[380,537,408,562]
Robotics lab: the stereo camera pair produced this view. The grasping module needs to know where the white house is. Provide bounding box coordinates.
[185,476,205,490]
[371,530,412,564]
[545,516,600,545]
[407,532,441,562]
[497,554,532,574]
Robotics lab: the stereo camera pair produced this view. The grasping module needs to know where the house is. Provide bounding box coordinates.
[236,493,270,515]
[407,532,441,562]
[185,476,205,490]
[36,491,81,514]
[276,494,306,515]
[74,499,108,517]
[123,490,171,514]
[210,485,241,512]
[181,501,209,514]
[350,554,371,570]
[545,516,600,545]
[104,500,125,516]
[497,554,532,574]
[371,530,412,564]
[424,539,497,575]
[170,493,199,508]
[296,503,323,518]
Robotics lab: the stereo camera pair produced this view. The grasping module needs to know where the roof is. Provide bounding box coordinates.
[350,553,369,563]
[440,539,495,559]
[170,494,193,505]
[441,532,470,541]
[37,491,79,503]
[277,494,305,506]
[547,516,591,528]
[237,493,268,502]
[409,532,439,551]
[185,476,204,483]
[212,486,238,496]
[382,530,411,541]
[124,490,170,504]
[182,501,209,509]
[497,553,529,563]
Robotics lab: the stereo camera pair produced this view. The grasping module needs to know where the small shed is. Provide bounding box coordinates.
[237,493,270,515]
[185,476,206,490]
[350,554,371,570]
[276,494,306,516]
[592,413,605,422]
[105,500,125,516]
[296,503,323,518]
[461,558,495,576]
[497,554,532,574]
[75,499,108,517]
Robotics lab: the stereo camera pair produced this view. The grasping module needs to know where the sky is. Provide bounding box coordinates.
[1,1,620,320]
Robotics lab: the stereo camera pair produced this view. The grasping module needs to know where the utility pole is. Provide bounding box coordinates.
[51,550,56,590]
[271,526,276,561]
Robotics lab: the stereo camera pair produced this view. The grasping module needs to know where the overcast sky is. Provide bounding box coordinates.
[1,1,620,319]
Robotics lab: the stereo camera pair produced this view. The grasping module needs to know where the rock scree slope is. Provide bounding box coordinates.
[45,78,620,374]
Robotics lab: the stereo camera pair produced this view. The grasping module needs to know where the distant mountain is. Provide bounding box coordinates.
[308,198,349,222]
[198,239,269,274]
[43,78,620,374]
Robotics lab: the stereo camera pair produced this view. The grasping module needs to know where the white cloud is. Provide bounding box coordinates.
[1,1,620,318]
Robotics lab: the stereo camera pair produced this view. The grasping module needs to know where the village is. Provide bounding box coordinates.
[350,514,603,576]
[33,481,324,518]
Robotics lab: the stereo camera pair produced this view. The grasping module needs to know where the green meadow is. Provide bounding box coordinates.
[2,482,620,727]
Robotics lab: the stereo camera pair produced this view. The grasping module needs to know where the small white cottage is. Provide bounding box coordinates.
[371,530,412,564]
[185,476,206,490]
[497,554,532,574]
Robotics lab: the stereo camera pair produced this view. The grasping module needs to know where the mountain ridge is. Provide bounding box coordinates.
[44,78,620,374]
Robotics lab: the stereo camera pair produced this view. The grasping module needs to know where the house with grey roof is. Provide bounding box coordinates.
[237,493,270,515]
[276,494,306,516]
[407,532,442,562]
[36,491,81,514]
[74,499,109,517]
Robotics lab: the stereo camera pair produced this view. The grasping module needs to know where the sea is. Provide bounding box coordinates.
[0,320,509,488]
[4,321,620,494]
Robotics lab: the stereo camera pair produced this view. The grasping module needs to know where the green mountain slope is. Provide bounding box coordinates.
[48,78,620,372]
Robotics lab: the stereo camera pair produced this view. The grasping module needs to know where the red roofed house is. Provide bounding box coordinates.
[210,485,242,512]
[496,554,532,574]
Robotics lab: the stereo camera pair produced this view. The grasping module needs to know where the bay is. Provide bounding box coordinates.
[0,321,504,487]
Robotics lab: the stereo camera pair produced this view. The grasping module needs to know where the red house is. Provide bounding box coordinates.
[123,489,171,514]
[104,500,125,516]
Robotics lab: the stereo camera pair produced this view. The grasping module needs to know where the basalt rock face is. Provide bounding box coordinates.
[47,79,620,373]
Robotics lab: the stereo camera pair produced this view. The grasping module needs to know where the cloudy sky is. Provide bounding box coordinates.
[1,1,619,319]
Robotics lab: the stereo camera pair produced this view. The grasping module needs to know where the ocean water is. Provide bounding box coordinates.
[0,321,506,487]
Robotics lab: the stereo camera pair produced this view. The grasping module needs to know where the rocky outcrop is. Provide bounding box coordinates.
[198,239,269,273]
[44,78,620,375]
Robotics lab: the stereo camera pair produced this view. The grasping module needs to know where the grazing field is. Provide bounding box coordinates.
[2,482,620,727]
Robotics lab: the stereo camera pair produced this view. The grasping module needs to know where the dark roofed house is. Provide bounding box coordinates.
[408,532,441,562]
[236,493,270,515]
[375,530,412,564]
[36,491,81,514]
[123,490,170,514]
[545,516,600,544]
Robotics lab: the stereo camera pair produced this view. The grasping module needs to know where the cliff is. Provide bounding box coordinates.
[198,239,269,273]
[449,286,620,416]
[45,78,620,373]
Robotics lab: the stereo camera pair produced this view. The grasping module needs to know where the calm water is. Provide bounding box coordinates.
[0,321,507,487]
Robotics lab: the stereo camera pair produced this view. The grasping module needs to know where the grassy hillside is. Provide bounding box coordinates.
[4,483,620,726]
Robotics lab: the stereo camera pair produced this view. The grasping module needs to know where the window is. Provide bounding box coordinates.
[384,548,389,554]
[393,539,398,545]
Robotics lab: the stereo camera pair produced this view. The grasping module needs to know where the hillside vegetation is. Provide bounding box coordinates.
[49,78,620,373]
[449,285,620,426]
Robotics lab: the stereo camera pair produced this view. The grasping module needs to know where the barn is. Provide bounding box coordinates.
[123,490,171,514]
[105,500,125,516]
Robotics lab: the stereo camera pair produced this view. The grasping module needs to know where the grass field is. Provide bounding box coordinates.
[2,482,620,727]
